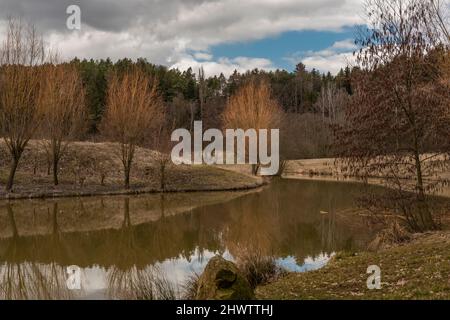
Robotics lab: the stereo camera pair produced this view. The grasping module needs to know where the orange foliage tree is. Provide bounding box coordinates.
[101,67,164,188]
[38,63,87,185]
[222,79,282,175]
[0,18,45,191]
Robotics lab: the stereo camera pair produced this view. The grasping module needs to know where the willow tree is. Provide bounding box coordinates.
[0,18,45,191]
[101,67,164,188]
[38,64,87,185]
[222,79,282,175]
[335,0,450,232]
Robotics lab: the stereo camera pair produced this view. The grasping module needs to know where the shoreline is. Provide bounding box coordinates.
[283,175,450,199]
[283,158,450,198]
[0,179,266,201]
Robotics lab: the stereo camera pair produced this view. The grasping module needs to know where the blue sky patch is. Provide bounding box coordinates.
[209,27,358,72]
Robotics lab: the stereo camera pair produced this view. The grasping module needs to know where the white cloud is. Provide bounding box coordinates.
[152,0,363,50]
[193,52,213,61]
[302,52,355,74]
[331,39,358,50]
[0,0,364,74]
[284,38,357,74]
[47,27,180,65]
[49,28,275,76]
[170,55,275,77]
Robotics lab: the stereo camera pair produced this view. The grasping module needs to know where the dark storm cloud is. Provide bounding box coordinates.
[0,0,214,33]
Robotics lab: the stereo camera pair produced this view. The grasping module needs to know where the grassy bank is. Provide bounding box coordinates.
[256,231,450,300]
[0,140,263,199]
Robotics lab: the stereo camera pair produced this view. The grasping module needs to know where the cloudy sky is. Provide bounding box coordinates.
[0,0,364,76]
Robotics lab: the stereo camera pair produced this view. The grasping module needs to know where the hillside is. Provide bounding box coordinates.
[0,140,263,199]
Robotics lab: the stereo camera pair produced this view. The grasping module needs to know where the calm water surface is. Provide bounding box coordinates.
[0,179,375,299]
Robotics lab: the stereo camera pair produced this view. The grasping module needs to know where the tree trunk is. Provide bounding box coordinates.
[294,80,298,113]
[160,163,166,192]
[124,165,131,189]
[413,142,436,231]
[46,149,51,175]
[53,157,59,186]
[33,156,38,175]
[122,144,134,189]
[414,151,425,201]
[190,103,194,133]
[6,157,19,192]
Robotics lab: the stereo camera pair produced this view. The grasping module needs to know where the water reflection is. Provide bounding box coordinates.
[0,179,376,299]
[0,204,78,299]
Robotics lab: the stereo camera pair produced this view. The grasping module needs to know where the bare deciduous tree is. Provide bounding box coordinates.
[316,82,349,124]
[38,63,87,185]
[0,18,45,191]
[147,106,172,192]
[336,0,450,232]
[101,67,164,188]
[0,17,45,66]
[428,0,450,43]
[153,125,173,192]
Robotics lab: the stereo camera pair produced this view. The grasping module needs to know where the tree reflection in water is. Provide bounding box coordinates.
[106,198,177,300]
[0,203,77,299]
[0,179,378,299]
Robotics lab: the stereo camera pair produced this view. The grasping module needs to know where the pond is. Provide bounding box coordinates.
[0,179,376,299]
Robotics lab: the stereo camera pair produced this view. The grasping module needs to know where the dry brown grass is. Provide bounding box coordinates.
[0,140,263,199]
[235,249,285,290]
[181,272,201,300]
[367,221,413,251]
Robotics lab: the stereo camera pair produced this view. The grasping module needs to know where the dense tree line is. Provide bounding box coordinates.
[67,57,354,134]
[63,57,355,165]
